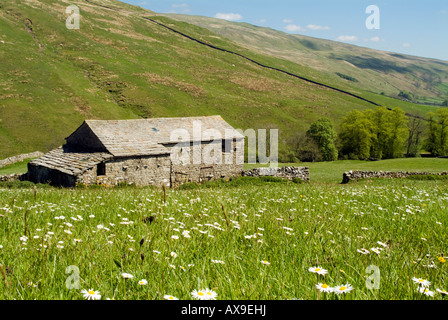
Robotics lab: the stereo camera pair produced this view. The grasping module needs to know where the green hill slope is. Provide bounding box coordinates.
[0,0,439,160]
[166,14,448,105]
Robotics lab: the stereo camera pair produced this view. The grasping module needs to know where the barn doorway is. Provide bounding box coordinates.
[97,162,106,176]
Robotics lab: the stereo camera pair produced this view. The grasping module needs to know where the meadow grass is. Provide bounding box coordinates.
[1,176,447,300]
[0,159,31,176]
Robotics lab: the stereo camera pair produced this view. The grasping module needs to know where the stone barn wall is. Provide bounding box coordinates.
[166,139,244,187]
[94,155,171,187]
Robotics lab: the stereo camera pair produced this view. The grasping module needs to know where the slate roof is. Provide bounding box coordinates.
[74,115,244,157]
[29,146,113,176]
[31,116,243,174]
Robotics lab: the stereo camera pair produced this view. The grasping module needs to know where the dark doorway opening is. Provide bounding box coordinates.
[97,162,106,176]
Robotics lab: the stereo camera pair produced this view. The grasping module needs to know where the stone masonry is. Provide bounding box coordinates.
[0,151,43,168]
[26,116,245,188]
[342,170,448,184]
[242,166,309,182]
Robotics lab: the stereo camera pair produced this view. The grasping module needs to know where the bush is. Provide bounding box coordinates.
[398,91,414,101]
[336,72,358,82]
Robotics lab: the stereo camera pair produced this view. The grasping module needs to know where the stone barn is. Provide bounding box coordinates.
[27,116,245,187]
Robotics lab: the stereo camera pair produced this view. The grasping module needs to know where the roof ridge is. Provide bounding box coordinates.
[85,115,223,122]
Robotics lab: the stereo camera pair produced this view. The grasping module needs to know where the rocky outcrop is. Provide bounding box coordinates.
[242,166,309,182]
[342,170,448,184]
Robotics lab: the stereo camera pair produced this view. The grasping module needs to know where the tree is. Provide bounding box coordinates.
[406,114,425,157]
[425,108,448,156]
[366,107,390,159]
[425,111,440,156]
[339,107,408,160]
[306,118,338,161]
[384,107,408,159]
[438,108,448,155]
[292,132,323,162]
[339,110,375,160]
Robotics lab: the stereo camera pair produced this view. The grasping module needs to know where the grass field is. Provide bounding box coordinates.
[2,157,447,183]
[247,158,448,183]
[0,159,31,176]
[0,159,447,300]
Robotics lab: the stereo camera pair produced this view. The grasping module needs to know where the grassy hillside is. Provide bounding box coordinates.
[166,14,448,105]
[0,0,439,160]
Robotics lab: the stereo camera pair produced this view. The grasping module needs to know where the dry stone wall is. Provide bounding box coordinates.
[342,170,448,183]
[242,166,310,182]
[0,151,43,168]
[0,173,27,182]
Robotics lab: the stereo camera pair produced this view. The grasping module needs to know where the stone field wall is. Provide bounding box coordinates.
[342,170,448,183]
[0,151,43,168]
[242,166,309,182]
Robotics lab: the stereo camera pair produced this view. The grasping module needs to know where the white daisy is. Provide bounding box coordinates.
[260,260,270,265]
[418,287,435,297]
[121,273,134,279]
[191,289,208,300]
[377,241,388,247]
[333,284,354,294]
[436,288,448,295]
[308,267,328,275]
[81,288,101,300]
[315,283,333,293]
[205,288,218,300]
[357,248,370,255]
[138,279,148,286]
[164,295,179,300]
[412,277,431,287]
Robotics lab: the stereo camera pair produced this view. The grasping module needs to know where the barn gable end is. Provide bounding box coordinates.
[66,121,107,152]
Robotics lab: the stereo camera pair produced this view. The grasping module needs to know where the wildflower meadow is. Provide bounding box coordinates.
[0,178,447,300]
